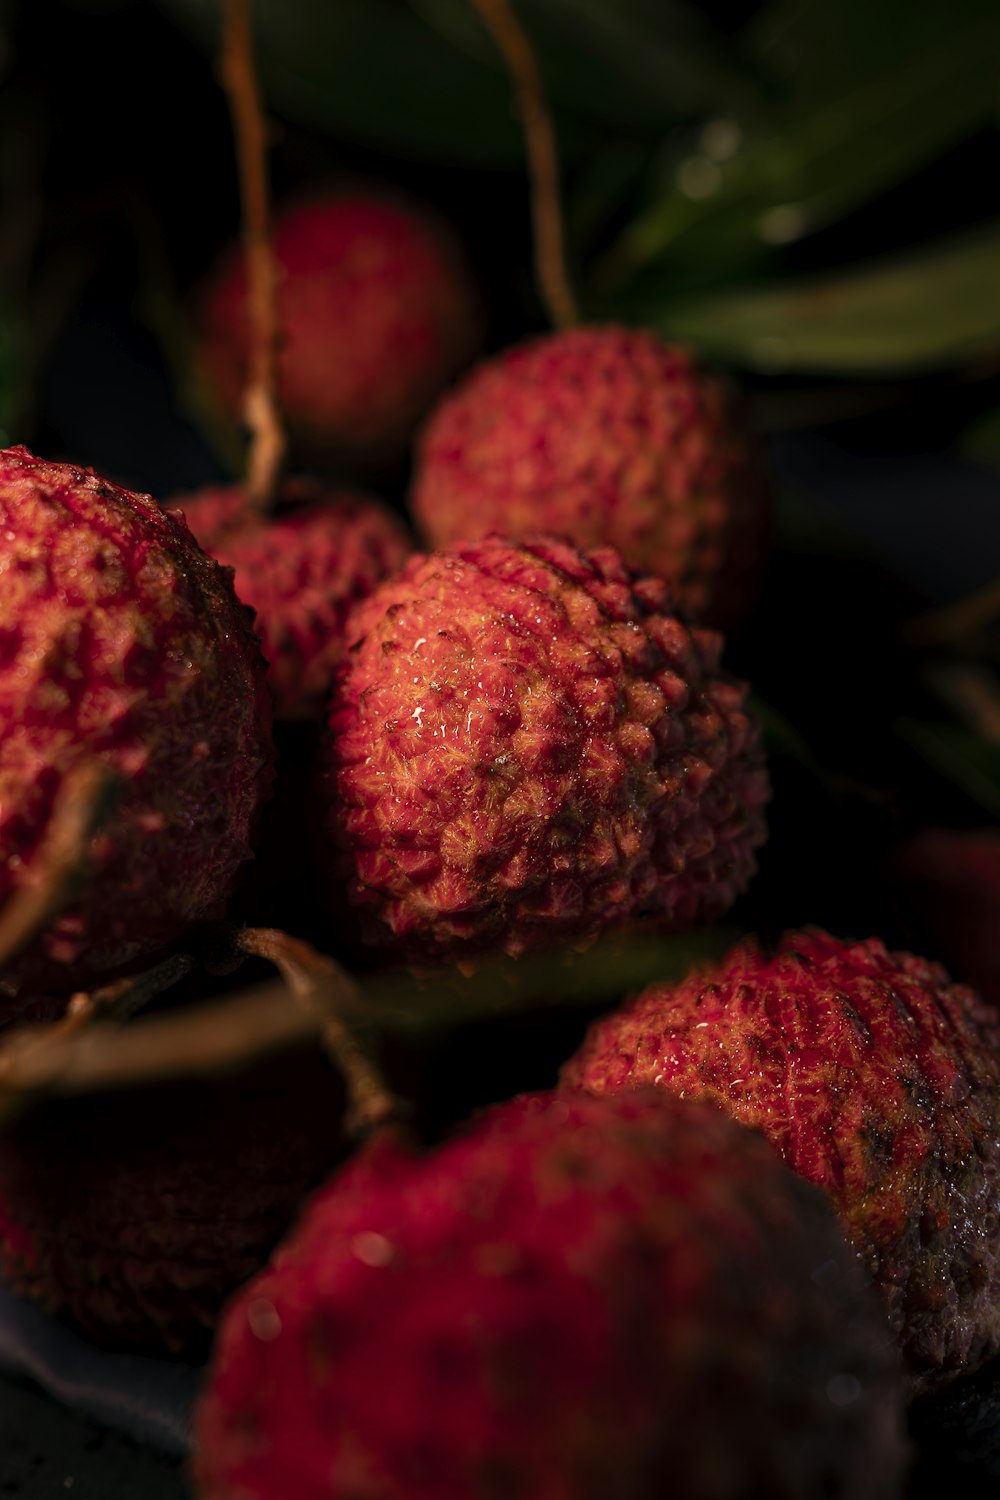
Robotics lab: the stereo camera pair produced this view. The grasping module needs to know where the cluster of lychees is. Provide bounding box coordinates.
[0,189,996,1500]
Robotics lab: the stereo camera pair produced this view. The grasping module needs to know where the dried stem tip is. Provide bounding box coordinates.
[235,928,402,1138]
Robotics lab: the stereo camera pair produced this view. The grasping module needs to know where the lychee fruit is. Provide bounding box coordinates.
[195,1089,906,1500]
[562,928,1000,1390]
[0,1045,345,1355]
[320,533,769,966]
[411,326,771,629]
[197,192,481,469]
[886,828,1000,1010]
[171,477,413,721]
[0,445,273,1011]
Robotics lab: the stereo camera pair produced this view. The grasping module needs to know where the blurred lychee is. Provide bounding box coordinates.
[196,1090,906,1499]
[197,192,481,469]
[0,1045,345,1354]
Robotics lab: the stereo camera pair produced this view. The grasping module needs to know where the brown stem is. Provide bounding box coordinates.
[0,952,197,1123]
[0,765,120,977]
[0,930,728,1125]
[236,928,401,1137]
[220,0,286,510]
[901,577,1000,649]
[469,0,579,330]
[65,951,198,1032]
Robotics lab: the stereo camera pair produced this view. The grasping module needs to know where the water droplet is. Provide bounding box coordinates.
[676,157,722,201]
[352,1231,394,1268]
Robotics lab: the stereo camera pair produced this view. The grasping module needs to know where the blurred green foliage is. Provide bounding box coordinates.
[158,0,1000,375]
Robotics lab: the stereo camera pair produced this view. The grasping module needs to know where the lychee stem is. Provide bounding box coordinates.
[468,0,580,330]
[235,927,402,1138]
[64,951,198,1031]
[0,764,119,977]
[219,0,286,511]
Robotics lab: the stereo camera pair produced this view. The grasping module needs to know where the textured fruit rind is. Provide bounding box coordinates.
[173,478,412,720]
[412,325,771,629]
[322,533,769,964]
[199,193,481,465]
[0,445,273,1004]
[195,1090,906,1500]
[0,1050,345,1354]
[563,928,1000,1389]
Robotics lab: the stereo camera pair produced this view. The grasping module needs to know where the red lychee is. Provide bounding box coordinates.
[562,928,1000,1390]
[195,1090,906,1500]
[197,193,481,468]
[411,326,771,629]
[0,446,272,1011]
[0,1046,345,1355]
[171,478,413,721]
[886,828,1000,1010]
[320,534,769,966]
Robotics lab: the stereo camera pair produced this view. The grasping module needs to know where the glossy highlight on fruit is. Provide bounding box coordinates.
[0,445,273,1009]
[564,928,1000,1389]
[412,325,771,628]
[173,478,412,720]
[321,534,769,965]
[195,1090,906,1500]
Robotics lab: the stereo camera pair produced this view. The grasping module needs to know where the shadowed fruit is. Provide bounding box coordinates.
[0,1048,345,1354]
[172,478,412,721]
[195,1090,906,1500]
[563,928,1000,1390]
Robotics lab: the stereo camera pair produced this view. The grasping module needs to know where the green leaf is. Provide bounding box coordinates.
[622,220,1000,374]
[414,0,759,131]
[599,13,1000,287]
[896,719,1000,820]
[157,0,759,167]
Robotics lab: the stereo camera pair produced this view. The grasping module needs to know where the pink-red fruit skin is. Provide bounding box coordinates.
[198,193,481,466]
[411,326,771,629]
[195,1091,906,1500]
[563,928,1000,1391]
[172,478,413,720]
[0,446,273,1010]
[0,1050,344,1354]
[321,534,769,965]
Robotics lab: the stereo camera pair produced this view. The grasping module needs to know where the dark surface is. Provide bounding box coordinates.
[0,1375,189,1498]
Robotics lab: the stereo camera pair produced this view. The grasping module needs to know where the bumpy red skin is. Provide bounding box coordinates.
[0,446,273,1009]
[172,479,412,721]
[321,534,769,965]
[199,194,481,466]
[196,1090,906,1500]
[563,929,1000,1391]
[411,326,771,630]
[0,1049,345,1354]
[887,828,1000,1010]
